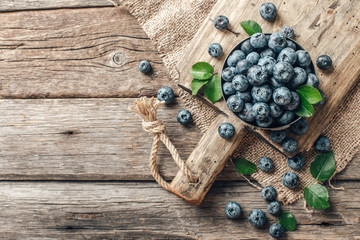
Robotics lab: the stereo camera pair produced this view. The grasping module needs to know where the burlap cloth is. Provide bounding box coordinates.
[123,0,360,204]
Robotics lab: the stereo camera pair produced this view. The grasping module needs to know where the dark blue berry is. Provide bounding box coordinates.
[286,40,297,50]
[316,55,332,70]
[250,33,268,48]
[261,186,277,201]
[240,39,254,55]
[225,201,242,219]
[277,47,297,65]
[268,32,287,53]
[288,154,305,170]
[256,116,273,128]
[269,223,285,238]
[259,3,277,21]
[284,91,300,111]
[227,50,246,67]
[177,109,192,126]
[239,103,255,122]
[281,26,295,39]
[306,73,319,88]
[278,111,294,125]
[314,135,330,152]
[260,48,276,58]
[214,15,229,30]
[270,130,286,143]
[223,82,236,96]
[248,209,267,228]
[282,171,299,189]
[258,157,274,173]
[273,62,294,83]
[232,75,249,92]
[247,65,269,86]
[157,86,174,104]
[258,56,276,74]
[251,85,272,103]
[236,59,253,75]
[252,102,270,120]
[267,201,281,216]
[227,95,244,113]
[246,52,260,65]
[269,77,285,90]
[218,122,235,139]
[296,50,311,68]
[222,67,237,82]
[138,60,152,74]
[269,102,283,118]
[273,87,292,105]
[236,91,252,102]
[288,67,307,89]
[208,43,223,58]
[290,118,308,135]
[282,138,297,153]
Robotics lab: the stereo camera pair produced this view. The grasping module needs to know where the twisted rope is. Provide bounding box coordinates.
[129,97,198,191]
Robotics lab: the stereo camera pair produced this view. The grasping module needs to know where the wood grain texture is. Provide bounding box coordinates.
[0,7,175,99]
[178,0,360,157]
[1,181,359,239]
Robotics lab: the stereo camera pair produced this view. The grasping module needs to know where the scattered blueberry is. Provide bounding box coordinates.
[258,157,274,173]
[284,91,300,111]
[236,91,253,102]
[214,15,229,30]
[290,118,308,135]
[250,33,268,49]
[286,40,297,50]
[296,50,311,68]
[316,55,332,70]
[288,154,305,170]
[227,95,244,113]
[252,102,270,120]
[251,85,272,103]
[278,111,295,125]
[306,73,319,88]
[218,122,235,139]
[157,86,174,104]
[236,59,253,75]
[259,2,277,21]
[261,186,277,201]
[240,39,254,55]
[232,75,249,92]
[315,90,325,106]
[248,209,267,228]
[269,102,284,118]
[269,130,286,143]
[260,48,276,58]
[277,47,297,65]
[273,62,294,83]
[314,135,330,152]
[222,67,237,82]
[257,56,277,74]
[267,201,281,216]
[225,201,242,219]
[269,223,285,238]
[222,82,236,96]
[177,110,192,126]
[138,60,152,74]
[246,52,260,65]
[288,67,307,89]
[239,103,255,122]
[227,50,246,67]
[273,87,292,105]
[281,26,295,39]
[282,171,299,189]
[256,116,273,128]
[282,138,297,153]
[268,32,287,53]
[247,65,269,86]
[208,43,223,58]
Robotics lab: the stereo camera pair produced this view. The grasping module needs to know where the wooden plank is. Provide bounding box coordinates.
[0,0,116,12]
[177,0,360,157]
[0,7,173,98]
[0,181,359,239]
[0,97,358,181]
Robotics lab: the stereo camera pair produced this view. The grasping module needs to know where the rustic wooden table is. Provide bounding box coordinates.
[0,1,359,239]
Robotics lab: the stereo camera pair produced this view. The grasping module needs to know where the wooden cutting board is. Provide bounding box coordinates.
[168,0,360,205]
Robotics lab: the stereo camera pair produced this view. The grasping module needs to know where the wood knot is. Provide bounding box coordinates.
[112,52,126,65]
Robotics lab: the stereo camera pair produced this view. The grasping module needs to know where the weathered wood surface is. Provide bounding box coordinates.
[1,181,359,239]
[178,0,360,157]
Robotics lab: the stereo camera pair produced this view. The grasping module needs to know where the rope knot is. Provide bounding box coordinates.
[142,120,166,134]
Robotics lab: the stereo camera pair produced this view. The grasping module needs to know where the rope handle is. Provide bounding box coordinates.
[129,97,198,191]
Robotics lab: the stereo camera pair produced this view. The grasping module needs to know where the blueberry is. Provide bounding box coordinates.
[214,15,229,30]
[273,87,292,105]
[208,43,223,58]
[314,135,330,152]
[246,52,260,65]
[269,77,285,90]
[218,122,235,139]
[281,26,295,39]
[236,59,253,75]
[282,138,297,153]
[288,154,305,170]
[257,116,273,128]
[269,130,286,143]
[227,50,246,67]
[284,91,300,111]
[239,103,255,122]
[267,201,281,216]
[177,110,192,126]
[138,60,152,74]
[277,47,297,65]
[278,110,294,125]
[225,201,242,219]
[236,91,252,102]
[273,62,294,83]
[268,32,287,53]
[258,56,277,74]
[306,73,319,88]
[286,40,297,50]
[157,86,174,104]
[260,48,276,58]
[288,67,307,89]
[222,67,237,82]
[250,33,268,49]
[259,2,277,21]
[248,209,267,228]
[252,102,270,120]
[315,90,325,106]
[222,82,236,96]
[227,95,244,113]
[251,85,272,102]
[317,55,332,70]
[282,171,299,189]
[269,223,285,238]
[240,39,254,55]
[290,118,308,135]
[258,157,274,172]
[247,65,269,86]
[296,50,311,68]
[305,67,313,75]
[232,75,249,92]
[261,186,277,201]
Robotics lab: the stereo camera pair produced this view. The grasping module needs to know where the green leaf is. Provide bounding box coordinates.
[233,158,257,175]
[189,62,214,80]
[295,92,314,117]
[296,85,323,104]
[304,184,330,210]
[240,20,262,36]
[310,151,336,181]
[204,75,222,103]
[279,212,297,231]
[191,79,209,95]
